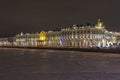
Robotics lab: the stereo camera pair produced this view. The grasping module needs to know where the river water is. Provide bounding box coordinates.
[0,48,120,80]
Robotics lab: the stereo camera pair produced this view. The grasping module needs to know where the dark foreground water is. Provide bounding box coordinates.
[0,48,120,80]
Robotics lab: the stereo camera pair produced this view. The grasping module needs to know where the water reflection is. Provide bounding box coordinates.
[0,48,120,80]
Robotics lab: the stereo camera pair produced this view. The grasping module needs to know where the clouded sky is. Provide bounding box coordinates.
[0,0,120,37]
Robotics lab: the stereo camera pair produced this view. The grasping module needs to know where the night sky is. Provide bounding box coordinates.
[0,0,120,37]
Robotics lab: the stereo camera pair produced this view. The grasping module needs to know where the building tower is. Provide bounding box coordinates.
[97,19,104,28]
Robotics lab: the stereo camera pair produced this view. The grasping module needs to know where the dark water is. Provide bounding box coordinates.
[0,48,120,80]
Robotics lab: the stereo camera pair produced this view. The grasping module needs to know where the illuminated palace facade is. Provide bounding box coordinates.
[0,19,120,48]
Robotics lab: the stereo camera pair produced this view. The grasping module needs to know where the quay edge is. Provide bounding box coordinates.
[1,46,120,53]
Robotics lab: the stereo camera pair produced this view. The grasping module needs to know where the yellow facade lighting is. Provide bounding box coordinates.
[39,31,46,41]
